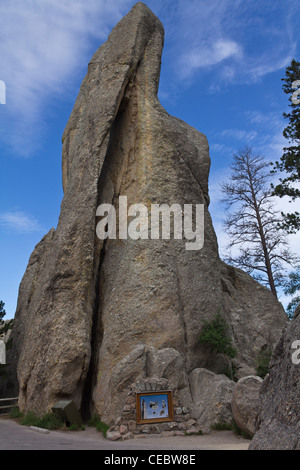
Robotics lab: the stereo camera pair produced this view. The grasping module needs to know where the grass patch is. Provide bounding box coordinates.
[10,406,23,419]
[88,414,109,437]
[68,423,86,431]
[231,420,252,440]
[211,421,252,439]
[20,411,64,430]
[211,422,233,431]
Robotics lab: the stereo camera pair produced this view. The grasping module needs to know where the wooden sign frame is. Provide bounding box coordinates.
[136,390,174,424]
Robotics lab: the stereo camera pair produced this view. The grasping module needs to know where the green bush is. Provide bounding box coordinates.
[10,406,23,419]
[88,414,109,437]
[199,312,236,358]
[256,348,272,378]
[211,422,233,431]
[232,420,252,440]
[68,423,86,431]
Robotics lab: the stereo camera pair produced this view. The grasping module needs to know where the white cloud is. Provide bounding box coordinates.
[166,0,299,87]
[0,211,43,233]
[0,0,299,156]
[180,40,242,79]
[0,0,131,156]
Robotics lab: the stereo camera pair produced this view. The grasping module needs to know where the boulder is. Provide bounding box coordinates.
[231,375,263,437]
[146,347,188,390]
[189,368,235,433]
[249,305,300,450]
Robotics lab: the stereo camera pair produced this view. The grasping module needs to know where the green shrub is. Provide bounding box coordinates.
[211,422,233,431]
[68,423,86,431]
[232,420,252,440]
[88,414,109,437]
[256,348,272,378]
[199,312,237,358]
[10,406,23,419]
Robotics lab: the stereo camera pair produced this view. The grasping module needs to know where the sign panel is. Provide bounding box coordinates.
[136,391,174,424]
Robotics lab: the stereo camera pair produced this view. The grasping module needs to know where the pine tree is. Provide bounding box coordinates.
[0,300,6,322]
[221,146,298,298]
[272,59,300,233]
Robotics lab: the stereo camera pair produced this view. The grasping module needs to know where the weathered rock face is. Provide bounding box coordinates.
[249,306,300,450]
[189,368,235,433]
[10,2,287,426]
[231,375,263,437]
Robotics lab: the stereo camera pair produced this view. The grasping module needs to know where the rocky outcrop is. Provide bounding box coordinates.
[189,368,235,433]
[249,306,300,450]
[10,2,287,428]
[231,375,263,437]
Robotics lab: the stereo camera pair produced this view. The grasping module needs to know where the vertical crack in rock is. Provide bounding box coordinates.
[80,238,107,420]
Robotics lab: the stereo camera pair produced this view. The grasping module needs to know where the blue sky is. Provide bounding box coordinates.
[0,0,300,319]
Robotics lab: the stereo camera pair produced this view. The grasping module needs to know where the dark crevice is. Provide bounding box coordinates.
[80,157,112,420]
[80,237,107,421]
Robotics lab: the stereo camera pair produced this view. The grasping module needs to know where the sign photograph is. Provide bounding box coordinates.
[136,391,174,424]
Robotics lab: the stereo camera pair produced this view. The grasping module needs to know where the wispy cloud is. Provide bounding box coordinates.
[218,128,258,143]
[1,0,299,157]
[0,0,131,156]
[164,0,298,87]
[0,211,43,234]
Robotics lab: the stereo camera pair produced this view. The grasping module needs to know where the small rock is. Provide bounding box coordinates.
[141,425,151,434]
[106,431,121,441]
[174,415,185,422]
[174,431,185,436]
[185,426,201,435]
[122,432,134,440]
[150,425,161,434]
[162,431,175,437]
[178,422,187,431]
[128,420,136,432]
[119,424,128,434]
[126,395,136,404]
[186,419,196,428]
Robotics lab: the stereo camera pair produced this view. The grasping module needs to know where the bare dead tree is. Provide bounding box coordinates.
[221,146,298,298]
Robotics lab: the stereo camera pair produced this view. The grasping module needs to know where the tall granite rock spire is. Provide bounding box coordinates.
[10,3,287,425]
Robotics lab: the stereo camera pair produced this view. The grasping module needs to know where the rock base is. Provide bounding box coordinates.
[106,377,201,441]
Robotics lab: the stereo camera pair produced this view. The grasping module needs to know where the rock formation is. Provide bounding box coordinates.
[231,375,263,437]
[249,306,300,450]
[10,2,287,429]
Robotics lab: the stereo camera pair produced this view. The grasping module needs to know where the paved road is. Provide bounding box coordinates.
[0,417,250,451]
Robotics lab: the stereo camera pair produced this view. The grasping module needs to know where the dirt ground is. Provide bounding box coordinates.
[0,415,250,450]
